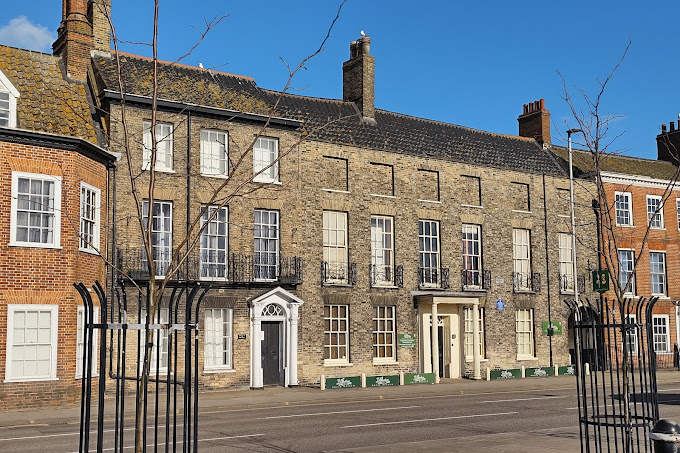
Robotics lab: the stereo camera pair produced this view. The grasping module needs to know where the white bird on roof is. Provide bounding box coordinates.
[199,63,204,69]
[360,30,365,37]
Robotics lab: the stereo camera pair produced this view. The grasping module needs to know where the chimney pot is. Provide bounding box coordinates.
[662,124,668,133]
[539,98,545,110]
[671,122,676,132]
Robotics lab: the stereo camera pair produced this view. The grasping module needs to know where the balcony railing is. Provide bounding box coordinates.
[369,264,403,288]
[461,269,491,290]
[321,261,357,286]
[513,272,541,293]
[119,249,303,285]
[558,273,586,294]
[418,267,450,289]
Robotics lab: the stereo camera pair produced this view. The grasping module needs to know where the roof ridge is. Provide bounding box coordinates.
[559,146,671,165]
[0,44,55,58]
[263,88,353,105]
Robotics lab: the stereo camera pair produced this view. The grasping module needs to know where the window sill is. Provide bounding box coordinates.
[4,377,59,383]
[653,295,671,300]
[616,224,635,228]
[323,360,352,367]
[322,282,353,288]
[370,194,396,199]
[79,247,101,256]
[512,210,532,214]
[463,286,485,292]
[516,356,538,361]
[203,368,236,375]
[465,358,489,363]
[201,173,230,179]
[418,199,441,204]
[322,188,350,194]
[371,285,399,290]
[253,179,282,185]
[75,374,100,380]
[372,359,399,366]
[142,167,175,174]
[560,291,575,295]
[9,242,62,250]
[650,227,666,231]
[461,204,483,209]
[514,290,536,295]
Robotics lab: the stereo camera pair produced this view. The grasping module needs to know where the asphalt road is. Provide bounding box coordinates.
[4,382,680,452]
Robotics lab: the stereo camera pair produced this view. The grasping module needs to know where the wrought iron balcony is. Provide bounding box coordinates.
[418,267,450,289]
[369,264,403,288]
[513,272,541,293]
[321,261,357,286]
[558,273,586,294]
[118,248,303,285]
[461,269,491,291]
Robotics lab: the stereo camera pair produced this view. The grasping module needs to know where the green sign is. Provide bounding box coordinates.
[489,368,521,380]
[557,365,576,376]
[398,333,417,348]
[593,270,610,293]
[526,367,555,378]
[404,372,435,384]
[366,375,399,387]
[325,376,361,389]
[542,321,563,336]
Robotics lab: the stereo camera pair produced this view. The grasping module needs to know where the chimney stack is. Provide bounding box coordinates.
[343,34,375,119]
[517,99,551,147]
[657,120,680,163]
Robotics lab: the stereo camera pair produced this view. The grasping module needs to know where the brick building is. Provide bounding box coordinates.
[0,40,116,409]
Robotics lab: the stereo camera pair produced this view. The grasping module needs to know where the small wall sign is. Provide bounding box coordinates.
[398,333,417,348]
[495,299,505,311]
[542,321,563,336]
[237,334,247,340]
[495,276,505,284]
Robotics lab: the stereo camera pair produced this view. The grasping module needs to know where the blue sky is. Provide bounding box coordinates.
[2,1,678,160]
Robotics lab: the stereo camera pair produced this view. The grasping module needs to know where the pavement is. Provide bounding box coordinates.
[2,370,680,452]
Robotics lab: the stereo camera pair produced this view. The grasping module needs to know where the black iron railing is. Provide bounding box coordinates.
[513,272,541,293]
[559,273,586,294]
[461,269,491,290]
[369,264,403,288]
[321,261,357,286]
[418,267,450,289]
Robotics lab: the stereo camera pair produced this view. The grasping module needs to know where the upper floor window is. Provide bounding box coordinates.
[200,206,228,280]
[370,215,394,286]
[649,251,667,296]
[254,209,279,280]
[143,121,173,171]
[419,219,440,287]
[0,70,19,128]
[10,172,62,248]
[615,191,633,226]
[558,232,574,293]
[142,200,173,277]
[253,137,279,183]
[80,183,101,254]
[618,249,635,295]
[647,195,664,228]
[462,224,482,289]
[512,228,532,291]
[200,130,228,176]
[323,211,349,283]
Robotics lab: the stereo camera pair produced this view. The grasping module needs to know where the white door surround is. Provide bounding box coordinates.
[249,287,303,388]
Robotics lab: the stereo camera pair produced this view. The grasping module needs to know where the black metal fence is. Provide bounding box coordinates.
[565,297,661,453]
[74,279,210,453]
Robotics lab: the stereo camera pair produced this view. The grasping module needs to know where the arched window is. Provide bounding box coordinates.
[262,303,283,317]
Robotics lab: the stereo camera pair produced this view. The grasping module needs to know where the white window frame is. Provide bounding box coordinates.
[5,304,59,383]
[200,206,229,281]
[142,121,174,172]
[324,304,349,365]
[253,137,279,183]
[419,220,441,287]
[76,306,99,378]
[558,232,574,294]
[464,306,485,361]
[513,228,532,291]
[0,69,19,128]
[79,182,101,254]
[372,305,396,364]
[142,200,173,278]
[200,129,228,177]
[323,211,349,283]
[204,308,233,371]
[647,195,664,229]
[649,251,667,297]
[254,209,280,281]
[462,224,482,289]
[10,171,62,249]
[618,249,636,296]
[652,314,671,354]
[140,308,170,374]
[370,215,394,287]
[624,314,638,355]
[515,308,535,359]
[615,191,633,227]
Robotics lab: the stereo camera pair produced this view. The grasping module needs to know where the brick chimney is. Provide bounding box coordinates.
[53,0,94,81]
[343,34,375,119]
[518,99,551,147]
[657,121,680,163]
[90,0,112,54]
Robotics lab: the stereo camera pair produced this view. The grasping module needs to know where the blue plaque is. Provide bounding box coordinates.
[496,299,505,311]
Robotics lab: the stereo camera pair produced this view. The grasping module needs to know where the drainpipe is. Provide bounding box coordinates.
[542,174,553,367]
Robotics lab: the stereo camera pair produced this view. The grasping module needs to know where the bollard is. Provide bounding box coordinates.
[650,419,680,452]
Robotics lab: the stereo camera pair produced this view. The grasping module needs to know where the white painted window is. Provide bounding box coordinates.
[513,229,531,291]
[0,70,19,128]
[253,137,279,183]
[462,224,482,288]
[463,306,485,361]
[419,220,440,286]
[79,183,101,253]
[204,308,233,370]
[324,304,349,364]
[653,315,670,354]
[371,215,394,286]
[558,232,574,293]
[142,201,173,277]
[10,172,62,248]
[76,306,99,378]
[254,209,279,280]
[5,305,58,382]
[624,314,638,355]
[647,195,664,228]
[650,251,667,296]
[618,249,635,295]
[323,211,349,283]
[140,308,169,373]
[372,305,396,363]
[200,130,228,176]
[615,191,633,226]
[142,121,173,171]
[200,206,228,280]
[516,309,535,359]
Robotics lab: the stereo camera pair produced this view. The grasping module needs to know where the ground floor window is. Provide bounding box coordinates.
[624,314,638,355]
[76,306,99,378]
[652,314,670,354]
[463,306,485,360]
[324,304,349,364]
[515,309,535,359]
[140,308,169,373]
[6,304,59,382]
[372,305,396,363]
[204,308,233,370]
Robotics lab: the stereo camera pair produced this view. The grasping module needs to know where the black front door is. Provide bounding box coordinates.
[438,325,445,378]
[262,322,282,385]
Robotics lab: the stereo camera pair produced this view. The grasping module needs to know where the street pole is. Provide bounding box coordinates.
[567,129,583,305]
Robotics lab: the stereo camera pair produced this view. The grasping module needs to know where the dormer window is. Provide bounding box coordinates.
[0,69,19,128]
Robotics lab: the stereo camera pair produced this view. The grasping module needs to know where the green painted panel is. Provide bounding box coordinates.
[489,368,522,380]
[366,375,399,387]
[558,365,576,376]
[325,376,361,389]
[404,372,435,384]
[526,366,554,378]
[593,270,611,293]
[542,321,563,336]
[398,333,417,348]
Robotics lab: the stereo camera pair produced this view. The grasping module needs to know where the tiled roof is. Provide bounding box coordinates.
[0,45,98,143]
[551,146,678,180]
[92,53,566,176]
